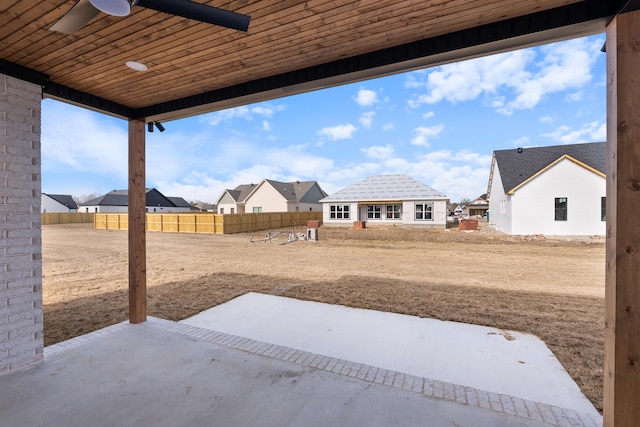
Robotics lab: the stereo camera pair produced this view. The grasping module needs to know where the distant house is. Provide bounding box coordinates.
[216,184,257,214]
[79,188,194,213]
[216,179,328,214]
[487,142,606,236]
[464,194,489,219]
[320,174,449,228]
[41,193,78,213]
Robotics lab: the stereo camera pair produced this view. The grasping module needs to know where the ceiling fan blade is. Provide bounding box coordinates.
[136,0,250,32]
[50,0,101,34]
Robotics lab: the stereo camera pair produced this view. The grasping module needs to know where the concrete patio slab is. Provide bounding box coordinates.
[181,293,599,417]
[0,318,600,427]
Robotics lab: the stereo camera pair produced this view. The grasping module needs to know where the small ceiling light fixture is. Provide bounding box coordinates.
[147,122,154,133]
[125,60,147,71]
[88,0,134,17]
[154,121,165,132]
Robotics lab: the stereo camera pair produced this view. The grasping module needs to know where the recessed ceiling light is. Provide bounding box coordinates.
[125,61,148,71]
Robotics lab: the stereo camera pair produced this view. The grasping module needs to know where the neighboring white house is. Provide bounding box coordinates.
[216,179,328,214]
[41,193,78,213]
[320,174,449,228]
[487,142,606,236]
[79,188,194,213]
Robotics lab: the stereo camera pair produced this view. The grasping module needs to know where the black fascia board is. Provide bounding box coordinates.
[134,0,622,120]
[44,81,135,119]
[0,58,49,87]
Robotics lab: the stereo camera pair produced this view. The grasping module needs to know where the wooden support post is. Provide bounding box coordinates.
[604,10,640,426]
[128,119,147,324]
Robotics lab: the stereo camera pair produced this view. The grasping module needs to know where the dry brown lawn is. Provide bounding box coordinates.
[42,223,605,412]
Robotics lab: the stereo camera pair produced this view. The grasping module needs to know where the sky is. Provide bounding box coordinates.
[41,33,607,204]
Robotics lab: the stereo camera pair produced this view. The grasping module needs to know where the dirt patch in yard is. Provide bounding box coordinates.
[42,223,605,411]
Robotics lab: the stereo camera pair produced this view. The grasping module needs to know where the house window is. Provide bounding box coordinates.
[253,207,262,213]
[555,197,567,221]
[415,203,433,220]
[386,204,401,219]
[367,205,382,219]
[220,208,224,214]
[601,197,606,221]
[329,205,350,219]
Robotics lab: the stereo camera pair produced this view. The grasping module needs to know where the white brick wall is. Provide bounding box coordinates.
[0,73,44,374]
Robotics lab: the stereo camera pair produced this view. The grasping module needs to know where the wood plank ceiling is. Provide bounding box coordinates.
[0,1,628,121]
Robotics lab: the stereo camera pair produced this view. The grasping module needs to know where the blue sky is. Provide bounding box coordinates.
[41,33,606,204]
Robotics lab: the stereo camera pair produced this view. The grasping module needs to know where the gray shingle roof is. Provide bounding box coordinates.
[167,197,193,208]
[321,174,447,202]
[44,194,78,210]
[264,179,326,203]
[80,188,179,207]
[494,142,606,193]
[232,184,258,203]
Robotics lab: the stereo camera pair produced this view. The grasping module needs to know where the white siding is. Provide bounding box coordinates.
[322,200,447,228]
[402,200,448,227]
[322,202,358,225]
[511,159,605,235]
[80,205,128,213]
[488,161,512,234]
[244,182,288,212]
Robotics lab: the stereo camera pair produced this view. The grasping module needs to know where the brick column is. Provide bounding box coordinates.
[0,73,44,374]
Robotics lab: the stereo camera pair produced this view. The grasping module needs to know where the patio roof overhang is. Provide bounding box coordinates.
[2,1,639,425]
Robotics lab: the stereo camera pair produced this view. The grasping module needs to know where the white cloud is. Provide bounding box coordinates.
[41,102,128,179]
[359,111,375,128]
[452,149,492,166]
[511,136,530,147]
[262,121,271,131]
[203,106,251,125]
[422,111,435,119]
[410,124,445,147]
[543,121,606,144]
[383,123,394,131]
[361,144,394,159]
[354,89,378,107]
[564,91,583,102]
[318,124,357,140]
[407,36,603,115]
[202,103,284,126]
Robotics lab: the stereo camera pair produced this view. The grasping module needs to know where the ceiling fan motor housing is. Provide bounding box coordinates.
[88,0,135,16]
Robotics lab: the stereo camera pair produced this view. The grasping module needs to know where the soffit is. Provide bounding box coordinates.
[0,1,624,121]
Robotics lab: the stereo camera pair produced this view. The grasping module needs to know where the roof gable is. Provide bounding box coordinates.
[507,154,606,195]
[322,174,448,202]
[43,194,78,210]
[493,142,606,194]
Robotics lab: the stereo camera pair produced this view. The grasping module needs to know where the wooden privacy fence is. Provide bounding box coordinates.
[93,211,323,234]
[41,212,95,225]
